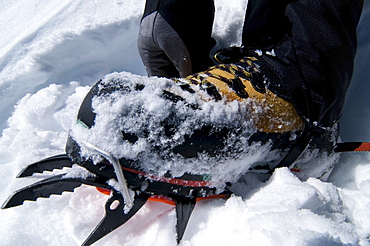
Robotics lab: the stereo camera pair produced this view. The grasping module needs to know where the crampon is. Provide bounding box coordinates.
[2,140,231,245]
[2,62,368,245]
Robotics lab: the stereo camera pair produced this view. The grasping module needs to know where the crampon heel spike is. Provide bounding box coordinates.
[82,191,150,246]
[17,154,73,178]
[175,196,197,244]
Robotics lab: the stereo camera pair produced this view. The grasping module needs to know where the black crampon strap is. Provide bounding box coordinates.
[271,125,313,172]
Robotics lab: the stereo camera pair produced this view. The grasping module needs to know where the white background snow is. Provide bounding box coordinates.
[0,0,370,245]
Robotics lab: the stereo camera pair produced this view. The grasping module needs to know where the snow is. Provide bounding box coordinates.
[0,0,370,245]
[70,72,281,189]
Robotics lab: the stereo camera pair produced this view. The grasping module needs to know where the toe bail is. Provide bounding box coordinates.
[82,141,134,209]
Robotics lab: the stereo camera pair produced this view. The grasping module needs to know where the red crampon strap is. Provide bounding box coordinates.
[95,188,228,205]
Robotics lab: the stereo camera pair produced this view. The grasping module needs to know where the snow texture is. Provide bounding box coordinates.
[0,0,370,245]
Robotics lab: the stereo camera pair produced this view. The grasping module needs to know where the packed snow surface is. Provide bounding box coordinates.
[1,0,370,245]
